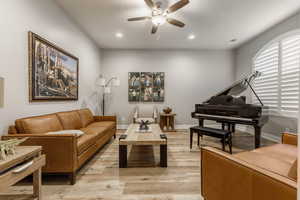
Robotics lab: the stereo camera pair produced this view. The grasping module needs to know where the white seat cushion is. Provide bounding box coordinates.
[46,130,84,137]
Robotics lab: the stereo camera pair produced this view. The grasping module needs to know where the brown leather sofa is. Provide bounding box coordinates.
[201,132,298,200]
[2,108,116,185]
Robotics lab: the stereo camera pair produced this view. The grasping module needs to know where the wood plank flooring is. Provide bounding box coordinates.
[0,130,274,200]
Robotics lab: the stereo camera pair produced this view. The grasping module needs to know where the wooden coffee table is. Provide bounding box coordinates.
[119,124,167,168]
[0,146,45,200]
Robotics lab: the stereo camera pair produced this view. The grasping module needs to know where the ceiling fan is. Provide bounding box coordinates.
[128,0,190,34]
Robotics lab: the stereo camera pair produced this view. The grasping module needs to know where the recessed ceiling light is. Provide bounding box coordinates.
[188,34,196,40]
[115,32,123,38]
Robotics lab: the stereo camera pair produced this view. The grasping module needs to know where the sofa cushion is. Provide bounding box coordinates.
[81,127,108,138]
[288,159,297,181]
[87,121,116,130]
[77,133,98,155]
[56,111,83,130]
[77,109,94,127]
[19,114,63,134]
[78,127,109,155]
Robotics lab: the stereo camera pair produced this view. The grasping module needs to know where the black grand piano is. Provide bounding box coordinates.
[191,71,269,148]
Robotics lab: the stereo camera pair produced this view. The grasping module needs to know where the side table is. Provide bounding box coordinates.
[0,146,45,200]
[160,113,176,132]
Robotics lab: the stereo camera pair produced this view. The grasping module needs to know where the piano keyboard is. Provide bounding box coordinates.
[193,113,253,122]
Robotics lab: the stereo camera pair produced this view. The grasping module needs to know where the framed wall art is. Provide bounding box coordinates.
[128,72,164,102]
[28,32,79,102]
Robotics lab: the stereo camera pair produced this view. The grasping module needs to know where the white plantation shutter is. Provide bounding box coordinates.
[253,42,279,111]
[253,34,300,115]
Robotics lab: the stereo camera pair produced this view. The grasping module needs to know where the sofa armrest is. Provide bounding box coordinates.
[282,132,297,146]
[94,116,116,122]
[201,147,297,200]
[2,134,78,173]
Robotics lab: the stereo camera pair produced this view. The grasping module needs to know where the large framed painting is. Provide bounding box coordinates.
[128,72,165,102]
[28,32,79,102]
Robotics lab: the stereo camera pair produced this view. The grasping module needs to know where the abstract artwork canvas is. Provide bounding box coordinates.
[128,72,164,102]
[28,32,79,102]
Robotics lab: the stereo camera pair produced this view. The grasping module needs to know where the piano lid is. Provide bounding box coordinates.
[204,71,263,104]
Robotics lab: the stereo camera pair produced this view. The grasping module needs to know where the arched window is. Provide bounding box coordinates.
[253,32,300,116]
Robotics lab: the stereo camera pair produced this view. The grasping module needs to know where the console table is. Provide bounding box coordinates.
[0,146,45,200]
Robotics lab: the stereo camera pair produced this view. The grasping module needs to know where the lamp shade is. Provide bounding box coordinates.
[112,78,120,86]
[104,87,111,94]
[0,77,4,108]
[96,76,106,86]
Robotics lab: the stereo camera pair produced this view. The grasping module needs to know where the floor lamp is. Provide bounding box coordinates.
[0,77,4,108]
[96,75,120,116]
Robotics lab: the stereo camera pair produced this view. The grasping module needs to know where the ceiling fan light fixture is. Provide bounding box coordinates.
[152,15,166,26]
[188,34,196,40]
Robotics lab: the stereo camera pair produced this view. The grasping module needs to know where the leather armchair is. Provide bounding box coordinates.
[201,132,298,200]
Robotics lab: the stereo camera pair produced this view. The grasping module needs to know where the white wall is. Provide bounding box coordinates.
[235,12,300,138]
[0,0,102,135]
[101,49,235,126]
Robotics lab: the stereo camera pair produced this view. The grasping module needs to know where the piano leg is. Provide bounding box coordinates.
[222,123,225,130]
[231,123,235,133]
[254,126,261,148]
[190,129,193,149]
[198,119,204,127]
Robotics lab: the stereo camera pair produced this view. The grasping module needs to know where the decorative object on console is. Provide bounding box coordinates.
[0,77,4,108]
[139,120,150,131]
[0,138,28,160]
[129,72,164,102]
[96,74,120,116]
[163,107,172,114]
[28,32,79,102]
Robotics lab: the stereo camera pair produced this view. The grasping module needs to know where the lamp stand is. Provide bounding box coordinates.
[98,76,120,116]
[102,93,105,116]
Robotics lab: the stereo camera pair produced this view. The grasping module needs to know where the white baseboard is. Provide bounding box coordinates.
[117,123,281,142]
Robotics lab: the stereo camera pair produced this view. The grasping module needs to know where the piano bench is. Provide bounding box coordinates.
[190,126,232,154]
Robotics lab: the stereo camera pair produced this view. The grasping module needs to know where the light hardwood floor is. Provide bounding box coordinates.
[0,130,274,200]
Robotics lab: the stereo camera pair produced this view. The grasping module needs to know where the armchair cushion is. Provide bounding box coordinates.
[77,109,94,127]
[282,132,297,146]
[288,159,297,181]
[234,144,297,179]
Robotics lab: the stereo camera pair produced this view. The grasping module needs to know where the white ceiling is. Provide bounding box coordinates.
[55,0,300,50]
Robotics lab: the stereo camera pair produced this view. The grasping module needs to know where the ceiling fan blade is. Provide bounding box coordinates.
[128,16,151,21]
[144,0,156,9]
[167,0,190,13]
[151,25,159,34]
[167,18,185,28]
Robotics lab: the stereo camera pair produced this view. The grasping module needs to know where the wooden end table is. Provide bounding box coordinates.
[160,113,176,132]
[119,124,167,168]
[0,146,45,200]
